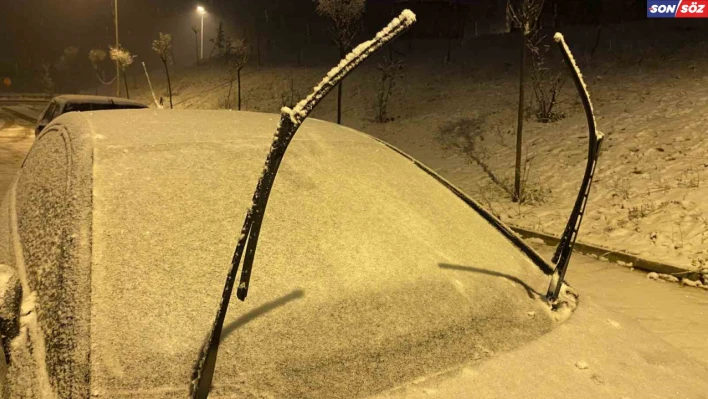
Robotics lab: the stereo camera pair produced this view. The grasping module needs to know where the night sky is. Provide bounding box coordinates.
[0,0,634,91]
[1,0,217,65]
[0,0,465,67]
[0,0,362,89]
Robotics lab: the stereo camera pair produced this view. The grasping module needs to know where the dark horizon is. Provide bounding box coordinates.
[0,0,646,65]
[0,0,660,93]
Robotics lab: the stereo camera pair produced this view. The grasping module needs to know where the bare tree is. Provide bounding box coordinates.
[226,39,249,110]
[55,46,79,93]
[109,45,136,99]
[374,55,404,123]
[40,63,54,95]
[210,22,228,59]
[315,0,366,124]
[255,18,262,67]
[88,49,115,94]
[192,26,199,64]
[152,32,174,109]
[279,72,302,109]
[507,0,544,202]
[444,0,461,65]
[88,49,107,75]
[528,32,565,123]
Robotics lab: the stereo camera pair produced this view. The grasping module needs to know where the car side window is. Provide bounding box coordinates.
[64,103,93,113]
[40,102,56,123]
[50,103,63,121]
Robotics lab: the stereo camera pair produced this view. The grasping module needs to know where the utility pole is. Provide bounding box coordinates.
[197,6,206,61]
[115,0,120,96]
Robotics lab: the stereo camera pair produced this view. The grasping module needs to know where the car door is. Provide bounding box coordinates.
[0,168,46,397]
[0,263,21,388]
[7,122,93,397]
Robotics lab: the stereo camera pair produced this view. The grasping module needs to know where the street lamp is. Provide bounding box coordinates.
[115,0,120,96]
[197,6,206,62]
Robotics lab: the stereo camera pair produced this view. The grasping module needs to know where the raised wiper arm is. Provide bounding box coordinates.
[190,10,417,399]
[546,33,604,301]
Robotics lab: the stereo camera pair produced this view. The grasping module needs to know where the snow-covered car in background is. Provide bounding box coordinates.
[0,109,707,398]
[35,95,148,136]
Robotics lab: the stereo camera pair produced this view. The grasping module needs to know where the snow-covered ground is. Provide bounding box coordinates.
[0,107,35,196]
[122,20,708,272]
[533,242,708,367]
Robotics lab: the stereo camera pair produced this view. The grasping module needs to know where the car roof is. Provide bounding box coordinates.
[28,109,559,397]
[52,94,148,108]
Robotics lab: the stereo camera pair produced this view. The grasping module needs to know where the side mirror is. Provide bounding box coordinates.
[0,264,22,365]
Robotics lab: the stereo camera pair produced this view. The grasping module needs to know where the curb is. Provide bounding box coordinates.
[507,224,703,281]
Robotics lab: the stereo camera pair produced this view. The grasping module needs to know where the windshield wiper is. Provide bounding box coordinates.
[190,11,417,398]
[546,33,604,301]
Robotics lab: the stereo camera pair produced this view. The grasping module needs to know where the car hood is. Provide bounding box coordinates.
[85,297,708,399]
[369,297,708,399]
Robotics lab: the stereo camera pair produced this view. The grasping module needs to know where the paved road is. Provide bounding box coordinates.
[0,107,32,138]
[531,242,708,369]
[0,106,36,195]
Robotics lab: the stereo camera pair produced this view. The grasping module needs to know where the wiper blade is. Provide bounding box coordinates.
[546,33,604,301]
[190,10,417,399]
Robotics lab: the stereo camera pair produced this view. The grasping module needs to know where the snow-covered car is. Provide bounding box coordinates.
[0,109,707,398]
[34,95,148,136]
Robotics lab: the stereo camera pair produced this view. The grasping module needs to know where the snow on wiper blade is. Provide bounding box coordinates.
[546,33,604,302]
[189,10,417,399]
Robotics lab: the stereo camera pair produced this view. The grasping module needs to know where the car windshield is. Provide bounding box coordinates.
[84,110,556,398]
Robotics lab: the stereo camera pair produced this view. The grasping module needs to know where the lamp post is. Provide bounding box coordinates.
[197,6,206,62]
[115,0,120,96]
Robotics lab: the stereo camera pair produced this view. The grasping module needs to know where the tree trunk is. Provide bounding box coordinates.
[553,1,559,28]
[195,32,199,64]
[336,47,345,125]
[256,23,262,67]
[116,61,121,97]
[237,69,242,110]
[123,70,130,99]
[444,3,454,63]
[164,61,173,109]
[513,30,526,203]
[227,80,233,109]
[590,24,603,58]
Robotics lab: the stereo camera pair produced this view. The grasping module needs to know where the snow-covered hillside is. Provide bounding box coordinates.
[121,19,708,272]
